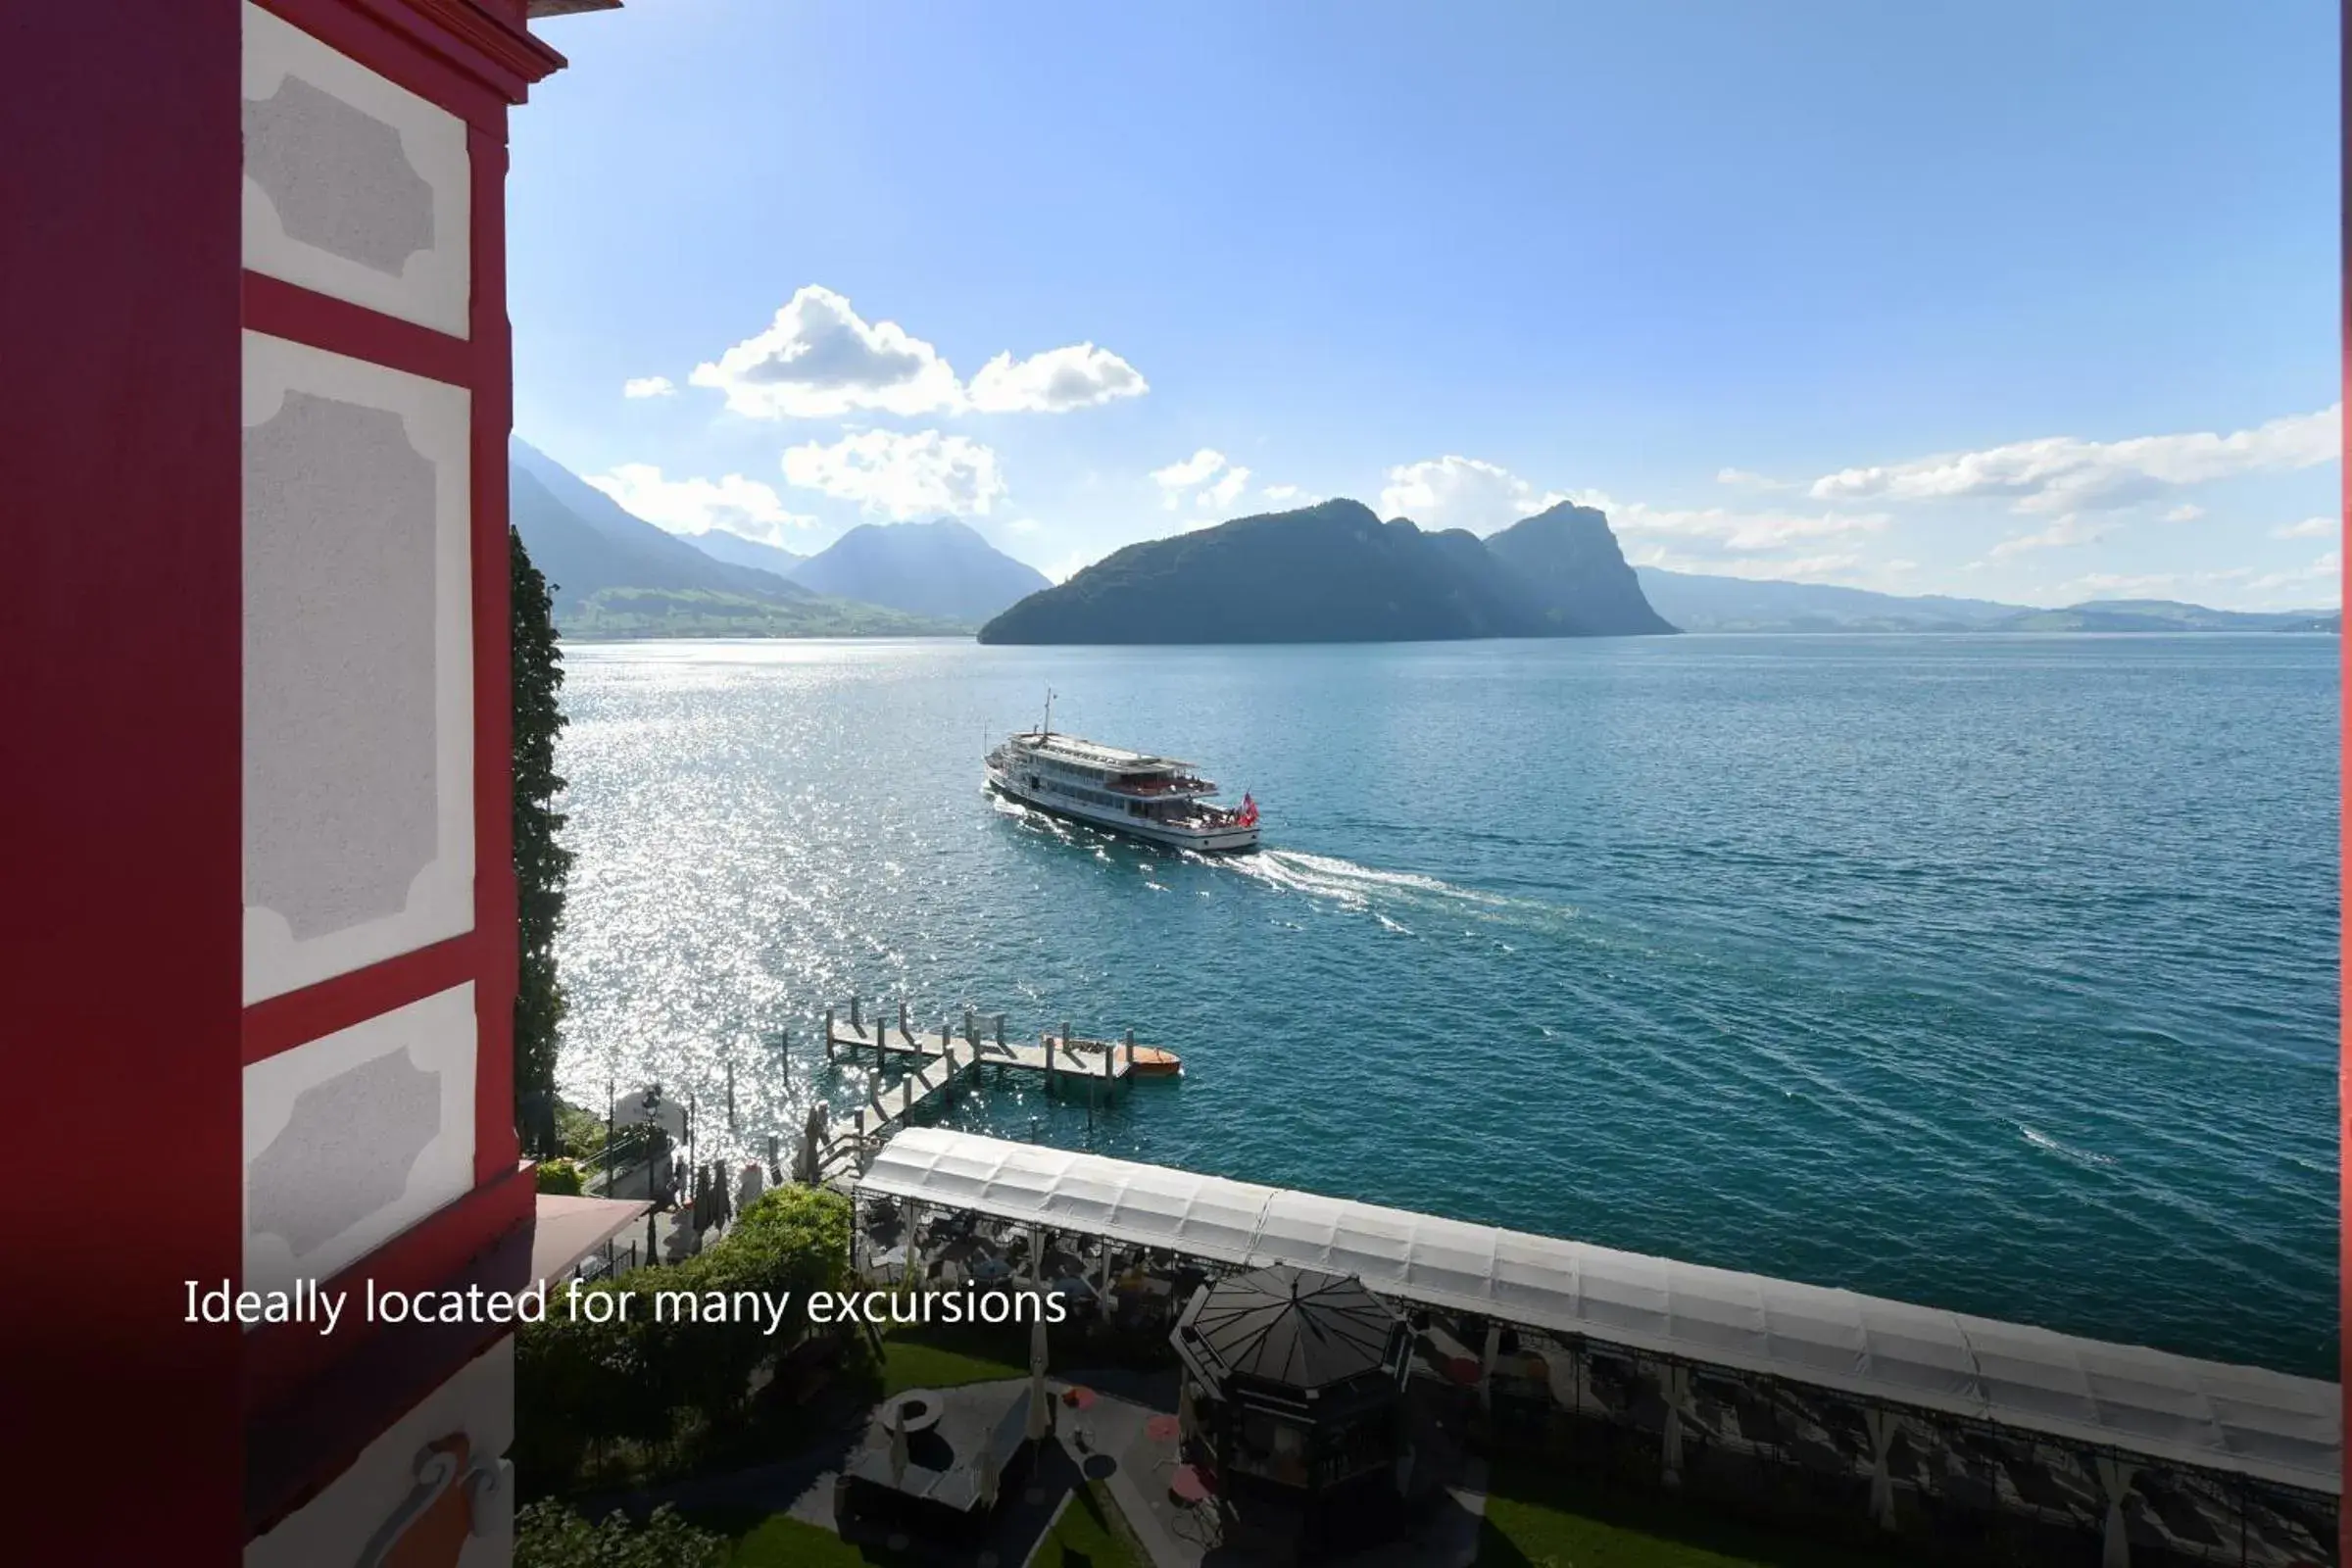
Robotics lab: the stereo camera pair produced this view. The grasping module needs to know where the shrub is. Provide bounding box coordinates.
[515,1184,854,1495]
[535,1158,584,1197]
[514,1500,724,1568]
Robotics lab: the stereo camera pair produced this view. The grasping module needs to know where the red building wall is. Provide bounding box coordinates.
[3,3,579,1561]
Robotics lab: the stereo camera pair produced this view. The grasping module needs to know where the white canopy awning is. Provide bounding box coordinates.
[858,1128,2340,1494]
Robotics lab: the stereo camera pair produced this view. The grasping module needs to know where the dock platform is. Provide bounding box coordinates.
[807,999,1163,1183]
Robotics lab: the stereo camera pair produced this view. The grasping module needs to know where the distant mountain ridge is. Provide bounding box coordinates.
[508,440,965,639]
[511,438,811,614]
[769,519,1052,623]
[685,528,806,578]
[979,498,1670,645]
[1637,567,2336,634]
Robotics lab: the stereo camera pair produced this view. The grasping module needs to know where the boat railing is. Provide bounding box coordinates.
[1107,775,1215,798]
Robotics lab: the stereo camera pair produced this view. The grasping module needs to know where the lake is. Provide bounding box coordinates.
[551,634,2339,1377]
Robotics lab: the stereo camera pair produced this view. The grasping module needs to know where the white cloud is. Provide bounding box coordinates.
[2271,514,2335,540]
[1262,484,1302,503]
[1044,551,1099,584]
[780,428,1006,518]
[1808,405,2341,514]
[691,286,964,419]
[1005,516,1044,535]
[2056,567,2251,600]
[688,285,1148,421]
[622,375,676,399]
[1152,449,1227,487]
[967,344,1147,413]
[1627,544,1873,583]
[2245,549,2340,596]
[1715,467,1791,491]
[1569,487,1890,553]
[1377,456,1564,532]
[1150,449,1230,511]
[2161,504,2204,522]
[1377,458,1890,562]
[584,463,813,544]
[1198,466,1251,511]
[1986,514,2115,560]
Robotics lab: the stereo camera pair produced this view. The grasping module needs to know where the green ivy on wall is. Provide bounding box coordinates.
[513,525,572,1157]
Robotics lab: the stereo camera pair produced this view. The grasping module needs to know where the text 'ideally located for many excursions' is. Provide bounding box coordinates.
[182,1279,1071,1337]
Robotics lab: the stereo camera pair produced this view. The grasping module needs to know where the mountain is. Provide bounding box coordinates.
[1637,568,2026,633]
[684,528,806,578]
[1991,600,2340,633]
[1637,568,2337,634]
[509,438,810,613]
[508,440,966,638]
[1485,503,1676,635]
[977,498,1674,644]
[787,518,1051,623]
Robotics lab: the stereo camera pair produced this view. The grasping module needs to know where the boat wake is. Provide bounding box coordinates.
[1223,851,1514,911]
[2019,1124,2117,1169]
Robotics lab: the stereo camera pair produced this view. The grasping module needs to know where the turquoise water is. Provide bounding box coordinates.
[551,635,2340,1377]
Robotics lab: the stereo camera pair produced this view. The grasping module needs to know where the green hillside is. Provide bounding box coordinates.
[561,587,969,640]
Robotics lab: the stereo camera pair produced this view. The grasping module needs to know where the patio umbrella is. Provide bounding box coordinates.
[889,1406,908,1489]
[1027,1311,1051,1441]
[1662,1364,1690,1486]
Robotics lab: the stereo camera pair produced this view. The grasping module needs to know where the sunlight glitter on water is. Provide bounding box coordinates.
[551,634,2339,1375]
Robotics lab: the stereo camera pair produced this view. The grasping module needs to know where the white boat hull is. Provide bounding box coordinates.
[988,771,1260,854]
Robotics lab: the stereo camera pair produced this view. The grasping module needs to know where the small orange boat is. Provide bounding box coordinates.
[1125,1045,1183,1077]
[1054,1034,1184,1078]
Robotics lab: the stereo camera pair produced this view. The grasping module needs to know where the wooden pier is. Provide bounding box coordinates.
[807,998,1158,1182]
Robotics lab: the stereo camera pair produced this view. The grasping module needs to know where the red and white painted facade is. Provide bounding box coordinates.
[6,3,614,1564]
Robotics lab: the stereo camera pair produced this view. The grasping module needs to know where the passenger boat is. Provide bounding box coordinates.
[987,695,1260,854]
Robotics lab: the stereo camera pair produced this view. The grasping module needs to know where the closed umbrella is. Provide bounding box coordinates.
[1027,1310,1051,1441]
[1662,1364,1690,1485]
[977,1444,1001,1509]
[889,1406,908,1489]
[799,1104,826,1185]
[1177,1379,1199,1446]
[2095,1456,2135,1568]
[1864,1407,1898,1531]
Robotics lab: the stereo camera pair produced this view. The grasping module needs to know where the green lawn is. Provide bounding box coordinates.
[1037,1481,1144,1568]
[726,1514,871,1566]
[719,1480,1138,1568]
[881,1335,1026,1396]
[1480,1464,1910,1568]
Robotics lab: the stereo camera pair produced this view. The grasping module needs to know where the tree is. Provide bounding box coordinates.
[513,525,572,1156]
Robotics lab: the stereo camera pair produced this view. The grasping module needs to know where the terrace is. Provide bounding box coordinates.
[854,1127,2342,1568]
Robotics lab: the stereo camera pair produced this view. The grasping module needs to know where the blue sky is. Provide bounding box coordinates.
[511,1,2339,609]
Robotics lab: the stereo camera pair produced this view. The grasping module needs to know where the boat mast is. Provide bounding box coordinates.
[1042,686,1054,738]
